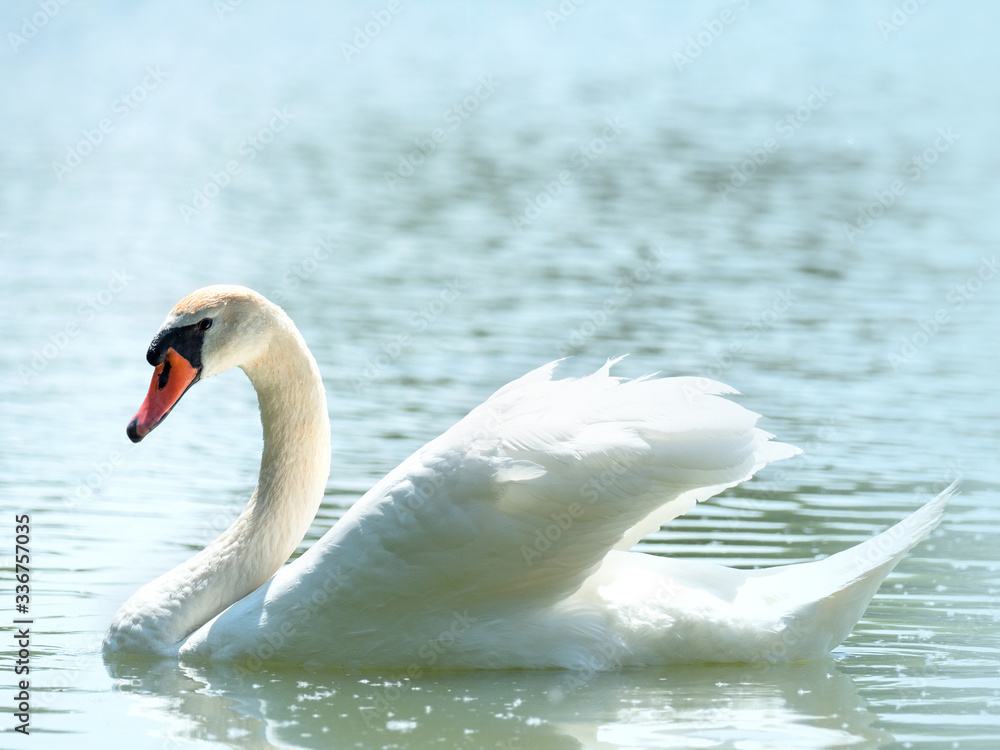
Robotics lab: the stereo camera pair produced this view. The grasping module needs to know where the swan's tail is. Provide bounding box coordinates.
[746,482,956,659]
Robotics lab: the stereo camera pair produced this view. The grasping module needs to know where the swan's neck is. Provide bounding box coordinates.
[106,321,331,654]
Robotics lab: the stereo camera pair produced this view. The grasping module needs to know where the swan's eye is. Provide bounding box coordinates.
[199,318,213,331]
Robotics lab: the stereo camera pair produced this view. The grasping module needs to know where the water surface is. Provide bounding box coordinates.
[1,1,998,748]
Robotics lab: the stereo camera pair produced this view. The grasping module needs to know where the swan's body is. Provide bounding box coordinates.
[104,285,952,668]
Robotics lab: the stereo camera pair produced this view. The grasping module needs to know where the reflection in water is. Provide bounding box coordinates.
[106,657,892,749]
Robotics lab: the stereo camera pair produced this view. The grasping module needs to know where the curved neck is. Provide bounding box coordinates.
[106,318,331,654]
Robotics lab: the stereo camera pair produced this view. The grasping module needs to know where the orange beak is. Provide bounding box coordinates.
[127,347,200,443]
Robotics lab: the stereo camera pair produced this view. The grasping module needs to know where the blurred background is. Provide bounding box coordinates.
[1,1,998,748]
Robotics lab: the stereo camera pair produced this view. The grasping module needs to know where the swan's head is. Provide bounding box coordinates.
[127,285,279,443]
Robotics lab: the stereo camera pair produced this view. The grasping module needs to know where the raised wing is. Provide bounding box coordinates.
[305,358,799,612]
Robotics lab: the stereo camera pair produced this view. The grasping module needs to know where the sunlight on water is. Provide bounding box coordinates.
[2,0,999,748]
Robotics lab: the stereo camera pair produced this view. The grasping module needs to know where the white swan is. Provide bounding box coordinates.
[104,285,953,668]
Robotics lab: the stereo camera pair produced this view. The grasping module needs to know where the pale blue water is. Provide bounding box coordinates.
[1,1,999,748]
